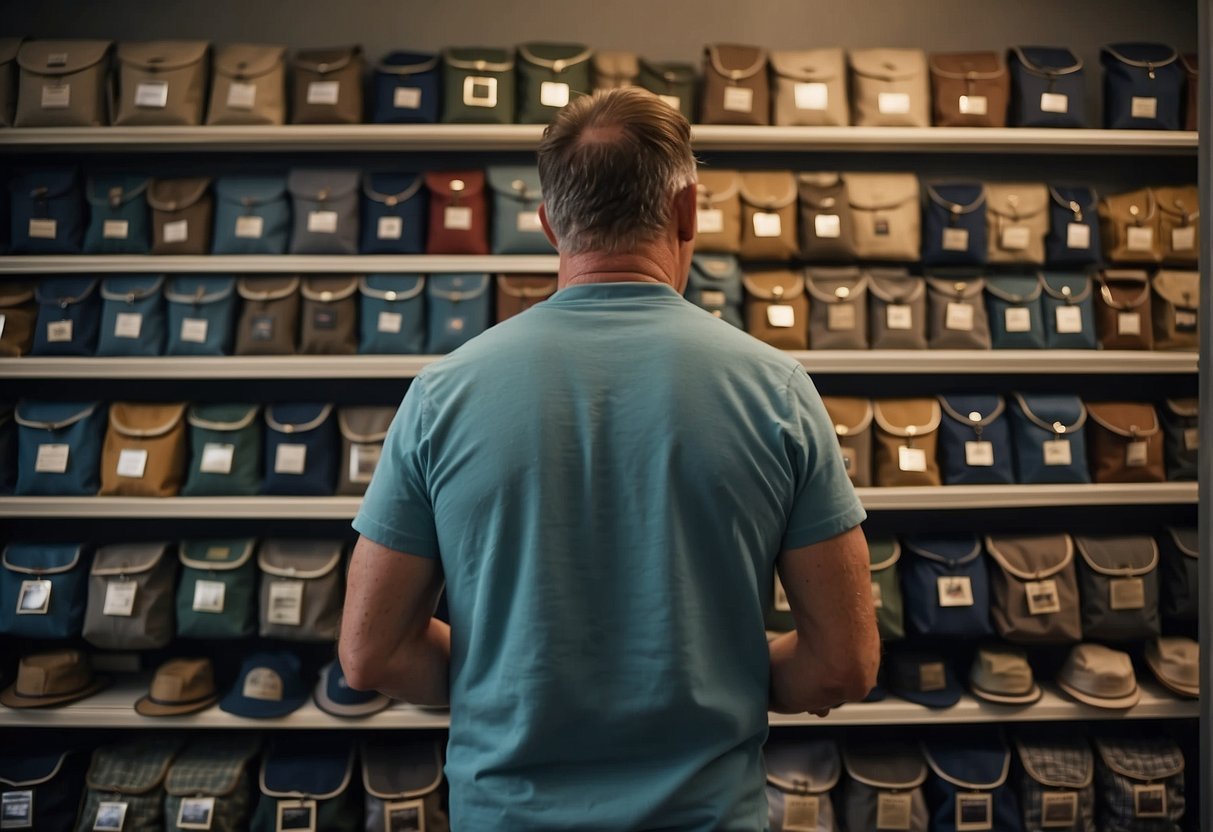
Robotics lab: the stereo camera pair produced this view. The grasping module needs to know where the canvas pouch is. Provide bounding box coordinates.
[700,43,769,125]
[148,177,213,256]
[336,406,395,496]
[166,276,237,356]
[262,403,337,496]
[985,182,1049,265]
[923,742,1020,832]
[821,396,873,488]
[637,60,696,121]
[1160,398,1198,481]
[1015,738,1096,832]
[764,739,841,832]
[1153,185,1199,266]
[258,539,344,642]
[212,175,290,255]
[1159,526,1197,619]
[97,275,166,357]
[848,48,930,127]
[0,543,88,639]
[1045,185,1100,267]
[441,47,515,124]
[738,171,798,260]
[516,42,592,124]
[0,749,90,832]
[686,255,743,328]
[1075,534,1161,640]
[1093,738,1185,831]
[868,269,927,349]
[290,46,363,124]
[361,739,450,832]
[287,169,359,255]
[112,40,208,126]
[770,48,847,126]
[496,275,557,322]
[743,269,807,350]
[1099,188,1163,264]
[250,742,357,832]
[487,166,553,254]
[99,402,188,497]
[806,267,869,349]
[869,538,904,640]
[694,169,742,254]
[797,172,855,261]
[15,39,112,127]
[84,175,152,254]
[14,401,104,496]
[985,273,1045,349]
[842,743,929,832]
[926,276,991,349]
[235,277,300,355]
[359,274,426,354]
[425,171,489,254]
[937,394,1014,485]
[426,273,491,353]
[1008,46,1087,127]
[372,51,440,124]
[922,183,987,267]
[360,173,427,254]
[985,533,1082,644]
[1151,269,1199,350]
[847,173,921,261]
[1009,393,1091,484]
[1040,272,1097,349]
[929,51,1009,127]
[207,43,286,125]
[83,542,178,650]
[1095,269,1154,349]
[1085,402,1165,483]
[175,539,258,639]
[592,51,639,91]
[181,403,262,497]
[164,736,260,832]
[873,398,942,487]
[902,536,993,637]
[300,276,359,355]
[1101,43,1183,129]
[9,167,85,254]
[32,277,100,356]
[75,740,178,832]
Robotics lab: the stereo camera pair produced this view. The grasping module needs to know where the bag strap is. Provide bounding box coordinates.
[1013,393,1087,434]
[1098,273,1151,310]
[1048,186,1094,220]
[1011,46,1084,78]
[926,184,986,216]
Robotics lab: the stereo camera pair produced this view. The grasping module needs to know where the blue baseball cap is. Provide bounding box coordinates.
[313,658,392,718]
[219,651,309,719]
[887,650,962,709]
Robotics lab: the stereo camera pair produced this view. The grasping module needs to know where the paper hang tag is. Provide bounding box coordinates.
[444,205,473,231]
[723,85,754,113]
[176,795,216,830]
[1004,306,1032,333]
[163,219,190,244]
[47,319,74,343]
[134,80,169,108]
[1066,222,1091,249]
[794,82,829,111]
[1117,312,1142,336]
[116,448,148,479]
[1040,91,1069,114]
[274,443,308,475]
[540,80,571,108]
[696,208,724,234]
[1171,225,1196,251]
[941,226,970,252]
[93,800,129,832]
[782,794,820,831]
[180,317,209,344]
[226,81,257,110]
[1,789,34,828]
[517,211,543,233]
[16,578,52,615]
[898,445,927,473]
[877,91,911,114]
[34,443,70,474]
[377,216,404,240]
[955,792,993,831]
[1126,225,1154,251]
[964,440,995,467]
[658,94,681,110]
[773,574,790,612]
[871,580,884,609]
[767,304,796,328]
[1043,438,1072,466]
[464,75,498,107]
[1110,577,1146,610]
[378,310,404,333]
[1001,224,1032,250]
[103,581,138,617]
[1055,305,1083,334]
[349,442,383,484]
[103,219,130,240]
[268,580,304,625]
[1175,309,1198,332]
[946,301,975,332]
[1125,440,1150,467]
[199,442,235,475]
[383,799,426,832]
[938,575,975,607]
[1040,791,1079,827]
[306,80,340,105]
[393,86,423,110]
[700,290,727,308]
[840,448,856,476]
[752,211,783,238]
[307,210,338,234]
[243,667,284,701]
[886,304,913,330]
[1131,96,1158,120]
[1184,427,1199,451]
[276,799,317,832]
[27,218,57,240]
[814,213,841,238]
[41,82,71,109]
[958,94,988,115]
[827,303,856,331]
[235,215,264,239]
[1025,579,1062,615]
[192,579,226,614]
[1132,783,1167,818]
[114,312,143,340]
[876,792,913,830]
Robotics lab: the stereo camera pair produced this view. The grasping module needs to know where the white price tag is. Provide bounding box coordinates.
[827,304,856,331]
[1125,440,1150,467]
[41,82,71,109]
[134,81,169,108]
[377,311,403,333]
[1184,427,1199,451]
[192,580,226,614]
[377,216,403,240]
[163,219,189,244]
[955,793,993,831]
[898,445,927,472]
[177,795,216,830]
[658,94,681,110]
[93,800,129,831]
[226,81,257,110]
[235,215,264,239]
[794,82,828,111]
[886,304,913,330]
[723,86,753,113]
[964,440,995,467]
[47,320,73,343]
[1133,783,1168,818]
[958,94,988,115]
[1043,439,1072,466]
[767,304,796,328]
[1025,579,1062,615]
[696,208,724,234]
[113,312,143,340]
[199,442,235,474]
[306,81,340,105]
[946,302,974,331]
[516,211,543,232]
[1004,307,1032,333]
[267,581,304,625]
[1118,312,1141,336]
[937,575,975,607]
[180,318,209,344]
[28,218,57,240]
[877,92,911,114]
[1040,791,1078,827]
[540,81,570,108]
[877,792,913,831]
[1126,225,1154,251]
[1055,305,1083,334]
[382,800,425,832]
[942,227,970,251]
[463,75,497,107]
[393,86,422,109]
[1000,225,1031,250]
[35,444,70,473]
[444,206,473,230]
[752,212,782,238]
[103,581,137,617]
[274,444,307,475]
[1040,92,1069,114]
[307,211,338,234]
[116,448,148,479]
[1066,222,1091,249]
[0,789,34,827]
[349,443,382,483]
[813,213,841,238]
[103,219,130,240]
[1130,96,1158,120]
[1110,577,1146,610]
[783,794,820,830]
[1171,226,1196,251]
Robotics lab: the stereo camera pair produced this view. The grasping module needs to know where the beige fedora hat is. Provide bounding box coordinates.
[1057,643,1141,709]
[0,649,110,709]
[135,657,219,717]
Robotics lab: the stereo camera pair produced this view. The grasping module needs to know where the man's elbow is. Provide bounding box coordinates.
[337,636,382,692]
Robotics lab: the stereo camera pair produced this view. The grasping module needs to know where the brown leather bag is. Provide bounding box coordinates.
[1099,187,1163,264]
[99,402,188,497]
[929,52,1009,127]
[300,276,359,355]
[742,269,807,349]
[821,396,873,487]
[290,46,363,124]
[1085,402,1165,483]
[0,281,36,356]
[148,178,213,255]
[1182,53,1198,131]
[873,398,942,487]
[1151,270,1199,351]
[1154,185,1199,266]
[700,44,770,125]
[425,171,488,255]
[1095,270,1153,350]
[496,275,557,321]
[695,169,742,254]
[738,171,798,260]
[797,172,856,261]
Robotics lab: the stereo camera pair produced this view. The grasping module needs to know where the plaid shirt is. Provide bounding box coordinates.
[1016,737,1096,832]
[1094,737,1185,832]
[75,739,180,832]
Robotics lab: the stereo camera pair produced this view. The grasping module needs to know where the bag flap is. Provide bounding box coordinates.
[257,539,343,579]
[0,750,71,788]
[496,275,558,300]
[1094,737,1184,781]
[742,270,805,302]
[13,168,79,201]
[363,173,424,205]
[147,177,212,212]
[797,172,845,209]
[985,274,1042,303]
[1086,402,1160,438]
[842,743,927,789]
[1102,43,1179,70]
[14,400,100,432]
[360,274,426,301]
[517,42,592,70]
[869,538,901,573]
[986,183,1049,220]
[1153,270,1199,308]
[17,39,111,76]
[1164,397,1198,419]
[1013,393,1087,433]
[1099,270,1151,310]
[592,50,639,80]
[769,48,843,82]
[697,169,741,204]
[424,170,486,200]
[1153,186,1199,221]
[166,275,236,305]
[764,739,841,794]
[739,172,797,210]
[213,43,285,79]
[87,741,177,794]
[1015,739,1094,789]
[928,51,1006,80]
[361,740,444,799]
[236,276,300,301]
[846,173,919,212]
[1074,535,1159,577]
[1102,189,1156,224]
[85,175,152,208]
[261,744,355,799]
[903,535,982,567]
[705,43,767,81]
[926,183,986,214]
[938,394,1006,429]
[286,169,360,203]
[923,743,1010,791]
[0,38,21,66]
[639,59,695,84]
[428,273,491,301]
[338,406,396,443]
[486,166,542,201]
[985,533,1074,581]
[34,276,99,306]
[874,398,941,437]
[3,543,84,576]
[849,48,926,82]
[301,276,360,302]
[1165,526,1198,559]
[805,268,869,303]
[108,402,187,438]
[1181,52,1198,75]
[690,254,742,284]
[1050,185,1097,216]
[377,50,440,75]
[265,402,334,434]
[1011,46,1083,77]
[443,47,514,72]
[166,736,261,798]
[92,542,169,577]
[0,281,35,307]
[116,40,208,72]
[868,269,923,303]
[100,275,166,302]
[821,396,873,436]
[927,276,985,299]
[291,45,361,74]
[187,402,259,431]
[1040,273,1092,303]
[215,175,289,207]
[179,538,256,571]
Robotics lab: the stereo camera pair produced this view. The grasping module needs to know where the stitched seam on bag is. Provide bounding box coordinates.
[442,49,514,72]
[1074,536,1159,576]
[362,742,445,799]
[265,403,333,433]
[259,748,355,799]
[91,543,168,577]
[428,274,491,301]
[1086,404,1160,437]
[517,43,593,70]
[926,184,986,214]
[17,40,111,75]
[213,45,285,78]
[984,534,1073,580]
[187,405,260,431]
[873,400,942,436]
[903,538,981,565]
[706,44,767,80]
[0,751,68,787]
[1015,741,1093,789]
[109,403,187,437]
[822,397,874,434]
[1102,45,1179,70]
[100,275,167,302]
[769,49,842,82]
[1011,46,1083,77]
[841,749,927,789]
[1165,526,1199,557]
[1040,274,1092,303]
[337,410,393,443]
[166,277,236,304]
[292,47,359,74]
[938,396,1007,428]
[1094,740,1184,779]
[928,54,1007,80]
[985,279,1043,303]
[34,278,100,306]
[868,540,901,572]
[741,274,805,301]
[375,54,441,75]
[85,178,151,206]
[1013,394,1087,433]
[358,275,426,301]
[237,276,300,301]
[257,545,342,579]
[14,402,99,431]
[922,745,1010,790]
[179,540,256,571]
[1152,273,1200,308]
[926,277,985,299]
[2,545,83,575]
[362,176,424,204]
[301,278,359,302]
[868,273,923,303]
[848,50,923,81]
[805,271,869,303]
[0,284,36,305]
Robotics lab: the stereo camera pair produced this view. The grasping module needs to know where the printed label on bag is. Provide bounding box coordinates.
[114,312,143,340]
[723,85,753,113]
[956,792,993,831]
[27,218,57,240]
[47,319,73,343]
[1066,222,1091,249]
[794,82,829,111]
[827,303,856,331]
[393,86,423,110]
[1171,225,1196,251]
[1126,440,1150,467]
[235,215,264,239]
[946,301,975,332]
[1126,225,1154,251]
[307,210,338,234]
[464,75,498,107]
[163,219,190,244]
[958,94,988,116]
[199,442,235,474]
[383,799,425,832]
[313,308,337,330]
[306,81,340,105]
[1040,92,1069,114]
[41,82,71,109]
[767,304,795,328]
[267,580,304,625]
[276,799,317,832]
[840,447,856,476]
[35,443,70,473]
[658,94,681,110]
[1055,305,1083,334]
[964,440,995,467]
[1184,427,1199,451]
[1133,783,1167,818]
[773,574,790,612]
[938,575,975,607]
[378,310,404,333]
[1004,306,1032,333]
[444,206,473,231]
[700,290,727,308]
[103,219,130,240]
[877,91,911,114]
[1130,96,1158,120]
[696,208,724,234]
[540,80,571,108]
[1117,312,1141,336]
[1025,579,1062,615]
[1110,577,1146,610]
[350,442,383,483]
[1040,791,1078,827]
[226,81,257,110]
[782,794,820,830]
[377,216,403,240]
[192,579,226,614]
[874,218,890,236]
[813,213,841,238]
[93,801,128,831]
[886,304,913,330]
[103,581,137,617]
[243,667,284,701]
[181,317,209,344]
[1043,439,1072,466]
[898,445,927,473]
[942,226,970,251]
[919,661,947,691]
[1,789,34,827]
[274,443,308,475]
[176,795,216,830]
[871,580,884,609]
[517,211,543,233]
[116,448,148,479]
[752,212,782,238]
[876,792,913,830]
[205,545,230,560]
[1175,309,1198,332]
[1001,225,1031,250]
[134,80,169,108]
[16,579,52,615]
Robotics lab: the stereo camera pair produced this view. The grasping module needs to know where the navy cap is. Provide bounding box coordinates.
[219,651,309,719]
[863,667,888,702]
[887,650,962,709]
[313,658,391,718]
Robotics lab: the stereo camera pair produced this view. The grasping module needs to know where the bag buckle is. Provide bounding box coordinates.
[109,187,124,209]
[1068,201,1083,222]
[1146,62,1156,80]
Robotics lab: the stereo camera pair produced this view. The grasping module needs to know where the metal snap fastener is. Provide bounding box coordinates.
[954,282,967,293]
[835,286,850,299]
[906,425,918,436]
[451,179,465,192]
[821,197,835,209]
[835,424,849,436]
[1053,422,1066,434]
[385,196,398,207]
[384,291,397,301]
[320,291,333,301]
[772,285,784,298]
[1062,285,1072,297]
[969,411,982,422]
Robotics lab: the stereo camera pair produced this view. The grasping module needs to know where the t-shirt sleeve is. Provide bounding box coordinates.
[780,365,867,551]
[351,375,441,559]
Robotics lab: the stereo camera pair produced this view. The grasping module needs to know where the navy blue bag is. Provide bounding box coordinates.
[360,173,427,254]
[83,174,152,254]
[686,254,744,328]
[1009,393,1091,484]
[262,403,338,496]
[0,406,15,495]
[1008,46,1087,127]
[985,274,1046,349]
[250,739,358,832]
[96,275,166,357]
[212,175,291,255]
[924,740,1023,832]
[937,395,1015,485]
[32,277,101,356]
[372,51,441,123]
[922,184,987,267]
[0,750,91,832]
[0,543,89,638]
[426,273,492,353]
[1040,273,1098,349]
[165,275,238,356]
[1045,185,1100,267]
[8,168,85,254]
[359,274,426,354]
[14,401,105,496]
[1101,43,1184,129]
[902,535,994,638]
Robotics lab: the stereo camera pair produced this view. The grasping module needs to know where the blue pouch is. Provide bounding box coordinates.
[1045,185,1100,267]
[359,173,427,254]
[32,277,100,356]
[985,273,1046,349]
[1008,46,1088,127]
[1040,273,1097,349]
[924,740,1023,832]
[14,401,105,496]
[0,407,14,494]
[372,51,441,123]
[902,535,994,638]
[1101,43,1184,129]
[96,274,166,356]
[0,543,89,638]
[922,184,987,267]
[426,273,492,353]
[1009,393,1091,483]
[262,403,337,496]
[251,739,358,832]
[686,254,744,328]
[165,275,238,356]
[9,168,85,254]
[937,394,1015,485]
[0,750,90,832]
[359,274,426,354]
[212,175,291,255]
[487,166,553,255]
[83,175,152,254]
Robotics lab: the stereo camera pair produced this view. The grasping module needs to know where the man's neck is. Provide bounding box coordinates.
[558,248,678,290]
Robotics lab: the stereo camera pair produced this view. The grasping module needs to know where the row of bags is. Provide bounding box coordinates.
[4,402,394,498]
[817,395,1197,489]
[694,265,1198,352]
[771,529,1196,645]
[0,734,448,832]
[1,274,534,358]
[0,38,1199,130]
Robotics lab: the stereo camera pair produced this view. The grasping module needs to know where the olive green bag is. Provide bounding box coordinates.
[300,276,359,355]
[182,403,262,497]
[869,538,905,641]
[516,42,592,124]
[637,59,696,121]
[176,539,258,639]
[442,47,515,123]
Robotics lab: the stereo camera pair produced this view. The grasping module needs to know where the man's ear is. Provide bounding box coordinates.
[538,203,559,248]
[674,184,697,243]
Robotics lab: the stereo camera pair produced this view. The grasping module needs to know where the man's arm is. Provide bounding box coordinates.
[339,535,451,707]
[768,525,880,714]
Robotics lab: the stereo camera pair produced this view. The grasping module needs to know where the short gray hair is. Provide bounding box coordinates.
[537,88,697,255]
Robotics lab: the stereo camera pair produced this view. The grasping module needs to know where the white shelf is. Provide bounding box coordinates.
[0,254,559,274]
[0,677,1193,729]
[0,484,1195,519]
[0,125,1197,155]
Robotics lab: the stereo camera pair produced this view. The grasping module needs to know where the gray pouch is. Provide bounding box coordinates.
[337,406,395,496]
[361,739,451,832]
[842,743,929,832]
[300,276,359,355]
[83,542,177,650]
[868,269,928,349]
[257,540,344,642]
[806,267,869,349]
[287,169,360,255]
[1074,534,1160,641]
[927,276,992,349]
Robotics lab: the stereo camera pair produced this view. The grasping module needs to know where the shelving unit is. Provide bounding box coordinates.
[0,254,561,274]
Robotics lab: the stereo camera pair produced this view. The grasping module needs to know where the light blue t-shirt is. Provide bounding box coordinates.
[354,282,865,831]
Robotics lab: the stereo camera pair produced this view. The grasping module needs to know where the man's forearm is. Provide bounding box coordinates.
[768,631,853,715]
[355,618,452,707]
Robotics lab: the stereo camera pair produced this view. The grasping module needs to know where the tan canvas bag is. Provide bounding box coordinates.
[1098,187,1163,264]
[806,267,870,349]
[739,171,798,260]
[821,396,873,487]
[206,44,287,125]
[929,52,1009,127]
[99,403,188,497]
[112,41,208,126]
[300,276,359,355]
[15,39,112,127]
[868,269,928,349]
[496,275,557,321]
[1151,270,1199,350]
[1154,185,1199,266]
[743,269,807,349]
[797,172,856,261]
[336,406,396,496]
[927,277,991,348]
[290,46,363,124]
[1095,270,1153,350]
[592,51,638,91]
[1086,402,1165,483]
[700,43,769,125]
[235,276,301,355]
[258,540,344,642]
[985,183,1049,264]
[985,534,1083,645]
[148,177,213,255]
[0,281,36,357]
[847,173,921,261]
[695,169,742,253]
[873,398,942,486]
[848,48,930,127]
[769,48,848,126]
